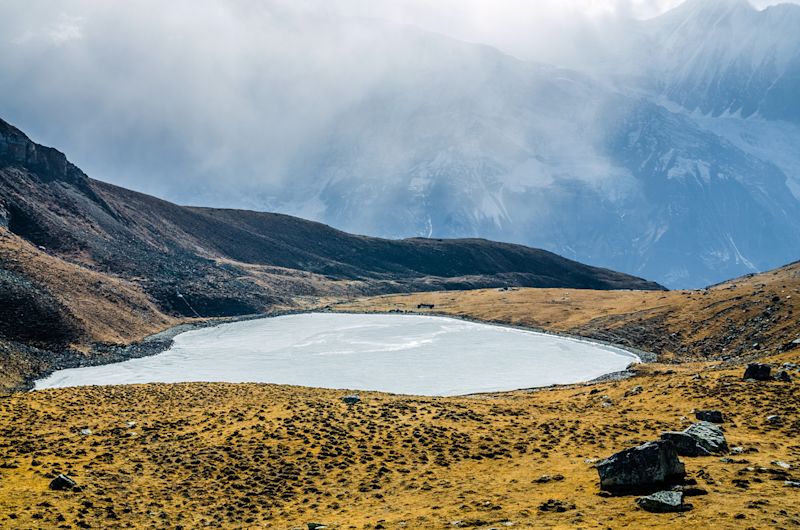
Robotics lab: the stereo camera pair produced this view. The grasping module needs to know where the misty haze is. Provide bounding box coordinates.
[2,0,799,287]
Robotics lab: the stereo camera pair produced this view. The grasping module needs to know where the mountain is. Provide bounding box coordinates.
[639,0,800,123]
[0,116,661,384]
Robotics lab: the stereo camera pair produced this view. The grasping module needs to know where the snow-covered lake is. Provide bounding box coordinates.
[35,313,639,396]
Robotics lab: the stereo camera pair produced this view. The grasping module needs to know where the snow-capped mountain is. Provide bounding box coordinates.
[641,0,800,123]
[216,4,800,288]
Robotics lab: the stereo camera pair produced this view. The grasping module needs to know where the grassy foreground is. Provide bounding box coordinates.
[1,351,798,529]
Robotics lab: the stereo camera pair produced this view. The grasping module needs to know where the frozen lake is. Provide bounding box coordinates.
[35,313,639,396]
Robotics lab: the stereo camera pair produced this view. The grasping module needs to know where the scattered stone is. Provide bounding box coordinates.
[534,474,565,484]
[126,421,136,428]
[49,474,77,491]
[772,461,791,469]
[671,485,708,496]
[785,481,800,488]
[307,523,327,530]
[624,386,643,397]
[695,410,723,423]
[79,428,92,436]
[538,499,576,512]
[776,371,792,382]
[636,491,692,513]
[341,395,360,405]
[720,457,748,464]
[743,363,771,381]
[766,415,781,424]
[596,440,685,494]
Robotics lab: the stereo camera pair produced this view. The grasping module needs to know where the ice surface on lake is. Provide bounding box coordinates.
[34,313,639,396]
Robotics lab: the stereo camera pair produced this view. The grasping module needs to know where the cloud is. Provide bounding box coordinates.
[0,0,797,203]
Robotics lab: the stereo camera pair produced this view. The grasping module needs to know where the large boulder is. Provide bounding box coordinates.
[744,363,772,381]
[596,440,685,494]
[685,422,728,454]
[660,432,712,457]
[636,491,692,513]
[661,422,727,456]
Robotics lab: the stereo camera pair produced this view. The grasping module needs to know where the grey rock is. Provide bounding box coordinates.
[661,422,727,456]
[786,481,800,488]
[342,395,360,405]
[776,371,792,382]
[636,491,692,513]
[307,524,327,530]
[672,485,708,496]
[766,414,781,424]
[625,386,643,397]
[538,499,576,512]
[596,440,685,494]
[744,363,772,381]
[695,410,724,423]
[661,431,712,457]
[684,422,728,454]
[49,474,77,491]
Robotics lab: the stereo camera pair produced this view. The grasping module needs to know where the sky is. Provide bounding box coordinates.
[0,0,797,199]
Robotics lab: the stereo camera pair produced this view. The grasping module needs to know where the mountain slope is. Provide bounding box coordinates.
[0,116,663,389]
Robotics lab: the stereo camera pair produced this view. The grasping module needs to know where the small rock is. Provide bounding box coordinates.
[743,363,771,381]
[79,428,92,436]
[624,386,643,397]
[695,410,724,423]
[671,485,708,496]
[538,499,576,512]
[772,461,791,469]
[342,395,360,405]
[785,481,800,488]
[49,474,77,491]
[307,524,327,530]
[126,421,137,428]
[766,415,781,424]
[776,371,792,382]
[636,491,692,513]
[534,474,565,484]
[596,440,685,495]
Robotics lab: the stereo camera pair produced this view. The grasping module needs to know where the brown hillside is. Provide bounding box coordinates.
[333,261,800,361]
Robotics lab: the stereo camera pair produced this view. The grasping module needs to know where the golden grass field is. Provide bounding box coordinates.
[0,348,798,529]
[1,235,798,529]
